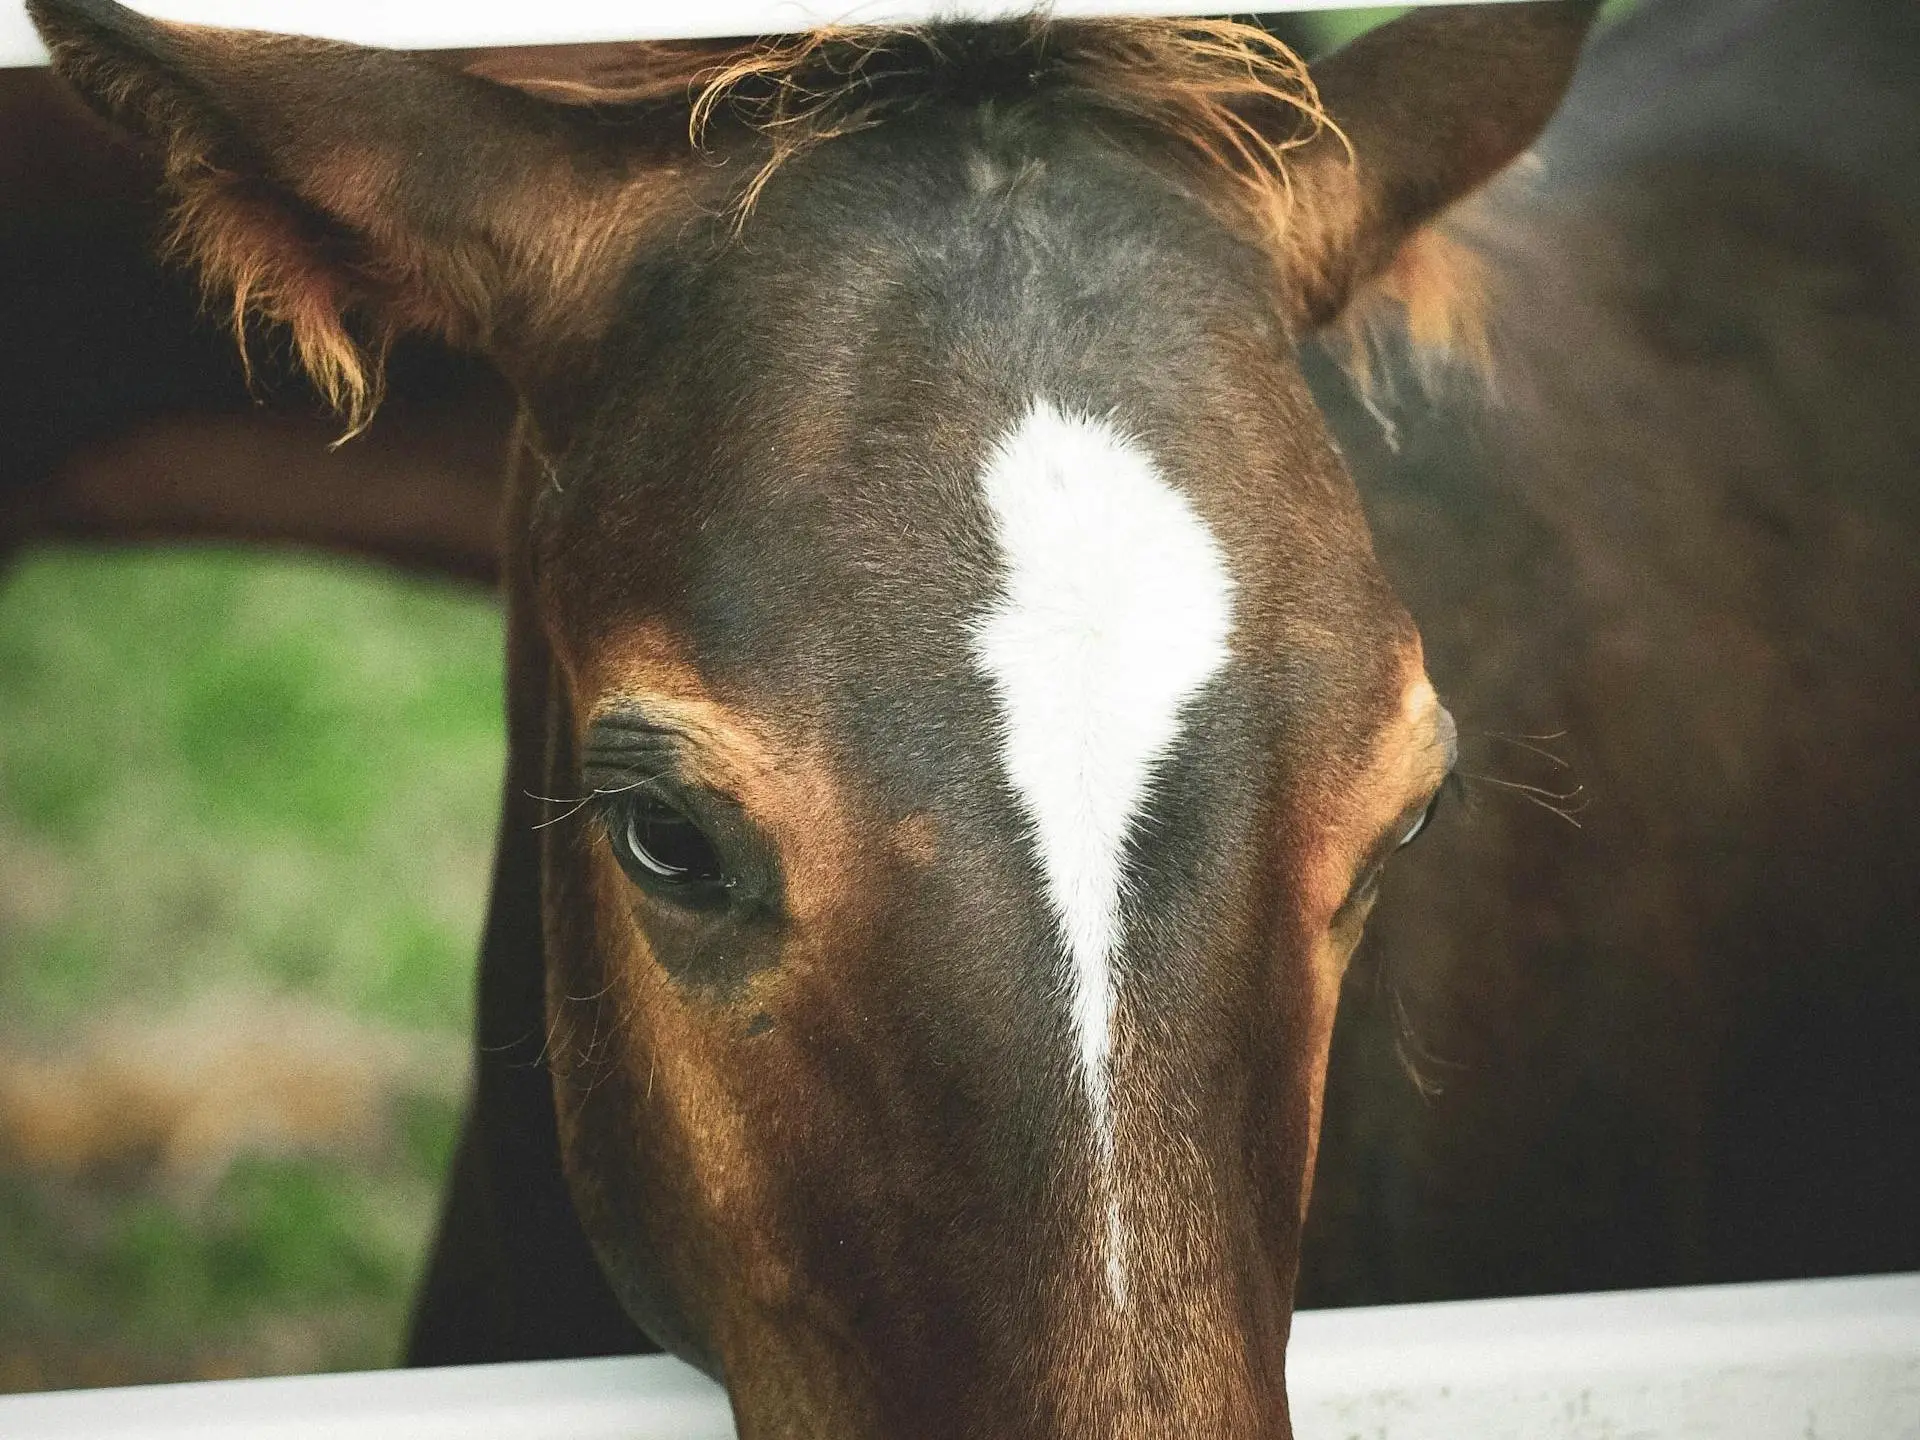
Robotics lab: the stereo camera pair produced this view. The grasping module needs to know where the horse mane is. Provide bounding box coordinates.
[191,18,1486,429]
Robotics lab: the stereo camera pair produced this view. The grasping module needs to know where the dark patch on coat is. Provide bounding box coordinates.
[1300,0,1920,1306]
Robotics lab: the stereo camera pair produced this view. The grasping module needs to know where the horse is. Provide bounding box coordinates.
[27,2,1605,1431]
[32,0,1918,1434]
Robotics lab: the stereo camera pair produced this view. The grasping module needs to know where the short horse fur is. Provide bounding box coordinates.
[30,2,1600,1435]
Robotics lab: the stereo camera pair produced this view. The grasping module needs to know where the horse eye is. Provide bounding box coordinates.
[609,796,729,897]
[1397,789,1445,849]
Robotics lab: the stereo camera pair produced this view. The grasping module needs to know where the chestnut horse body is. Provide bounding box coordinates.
[26,0,1920,1436]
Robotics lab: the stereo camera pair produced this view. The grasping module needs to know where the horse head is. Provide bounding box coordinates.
[30,1,1597,1433]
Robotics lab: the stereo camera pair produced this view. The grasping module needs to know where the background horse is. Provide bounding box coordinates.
[1301,0,1920,1305]
[0,58,505,582]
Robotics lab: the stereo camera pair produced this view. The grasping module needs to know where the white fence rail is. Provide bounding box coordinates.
[2,1,1523,69]
[3,1273,1916,1439]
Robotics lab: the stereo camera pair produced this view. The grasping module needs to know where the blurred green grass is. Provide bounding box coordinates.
[0,548,501,1033]
[1298,6,1415,53]
[0,547,502,1389]
[1297,1,1645,56]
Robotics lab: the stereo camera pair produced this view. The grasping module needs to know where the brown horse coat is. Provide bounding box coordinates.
[19,0,1918,1435]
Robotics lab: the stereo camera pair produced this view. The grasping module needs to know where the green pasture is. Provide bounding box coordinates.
[0,548,502,1388]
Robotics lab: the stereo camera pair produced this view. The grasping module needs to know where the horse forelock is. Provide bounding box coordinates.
[312,16,1488,429]
[506,17,1486,354]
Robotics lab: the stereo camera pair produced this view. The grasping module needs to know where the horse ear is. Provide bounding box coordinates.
[27,0,685,429]
[1279,1,1600,331]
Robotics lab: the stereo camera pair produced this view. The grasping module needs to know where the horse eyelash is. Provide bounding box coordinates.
[525,774,669,831]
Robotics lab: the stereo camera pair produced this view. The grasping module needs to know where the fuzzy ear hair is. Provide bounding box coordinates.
[27,0,689,430]
[1276,1,1600,339]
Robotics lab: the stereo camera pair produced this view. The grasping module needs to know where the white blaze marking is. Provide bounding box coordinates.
[969,398,1236,1304]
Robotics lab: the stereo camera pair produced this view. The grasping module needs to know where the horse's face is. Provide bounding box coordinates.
[529,123,1453,1433]
[32,3,1595,1434]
